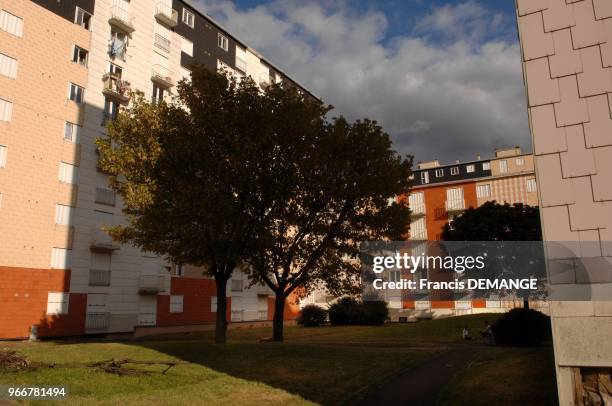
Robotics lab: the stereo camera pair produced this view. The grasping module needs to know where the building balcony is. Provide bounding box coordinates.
[410,204,426,217]
[445,199,465,213]
[102,73,131,104]
[151,64,174,88]
[86,312,110,330]
[139,275,165,294]
[231,310,244,322]
[235,56,247,73]
[91,228,120,252]
[109,5,135,33]
[257,310,268,321]
[95,187,116,206]
[409,230,428,240]
[154,33,171,53]
[154,2,178,27]
[89,268,111,287]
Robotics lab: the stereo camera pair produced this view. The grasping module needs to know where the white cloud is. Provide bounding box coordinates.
[193,0,530,164]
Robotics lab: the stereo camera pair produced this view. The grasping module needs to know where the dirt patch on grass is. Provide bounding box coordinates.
[0,349,50,371]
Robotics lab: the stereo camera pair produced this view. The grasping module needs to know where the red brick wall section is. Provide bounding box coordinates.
[157,277,230,326]
[0,267,85,339]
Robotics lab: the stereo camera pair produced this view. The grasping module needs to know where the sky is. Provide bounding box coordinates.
[192,0,529,164]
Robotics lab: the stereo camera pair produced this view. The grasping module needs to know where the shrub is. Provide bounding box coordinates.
[361,301,389,325]
[492,308,551,347]
[328,298,388,326]
[328,297,361,326]
[297,305,327,327]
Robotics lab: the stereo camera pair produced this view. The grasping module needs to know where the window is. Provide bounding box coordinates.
[450,166,459,175]
[235,46,247,72]
[218,33,228,51]
[46,292,69,315]
[420,171,429,184]
[154,23,171,53]
[435,168,444,177]
[211,296,217,312]
[51,247,71,269]
[0,98,12,122]
[182,8,194,28]
[389,270,401,283]
[170,295,184,313]
[526,178,537,192]
[180,37,193,56]
[55,204,74,226]
[64,122,79,143]
[152,84,165,104]
[95,187,116,206]
[0,145,6,168]
[408,192,425,213]
[173,264,184,276]
[410,217,426,239]
[482,162,491,171]
[103,97,119,123]
[72,45,88,66]
[59,161,78,184]
[499,160,508,173]
[516,157,525,166]
[74,7,91,30]
[89,252,111,286]
[68,83,84,104]
[0,9,23,37]
[466,164,475,173]
[231,279,243,292]
[0,53,17,78]
[109,62,122,77]
[446,187,464,211]
[476,184,491,198]
[109,29,128,60]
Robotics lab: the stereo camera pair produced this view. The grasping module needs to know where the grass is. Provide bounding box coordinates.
[0,314,556,405]
[438,345,558,406]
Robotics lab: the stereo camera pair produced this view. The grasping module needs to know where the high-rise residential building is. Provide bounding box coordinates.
[0,0,305,339]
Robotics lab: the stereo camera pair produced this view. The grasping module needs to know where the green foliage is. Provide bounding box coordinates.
[441,201,542,241]
[492,308,551,347]
[297,305,328,327]
[328,298,388,326]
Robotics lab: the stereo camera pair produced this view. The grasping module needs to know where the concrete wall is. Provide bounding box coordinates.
[515,0,612,403]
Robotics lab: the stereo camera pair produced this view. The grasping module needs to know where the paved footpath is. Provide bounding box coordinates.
[356,345,482,406]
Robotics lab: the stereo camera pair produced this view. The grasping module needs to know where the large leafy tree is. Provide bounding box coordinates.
[242,84,413,341]
[97,66,274,344]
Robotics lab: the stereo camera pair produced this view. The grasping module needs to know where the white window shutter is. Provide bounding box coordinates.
[47,292,69,315]
[51,248,71,269]
[0,10,23,37]
[0,145,7,167]
[0,99,12,122]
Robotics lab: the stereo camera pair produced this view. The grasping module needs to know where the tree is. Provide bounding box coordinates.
[441,201,543,308]
[96,66,274,344]
[441,201,541,241]
[241,84,413,341]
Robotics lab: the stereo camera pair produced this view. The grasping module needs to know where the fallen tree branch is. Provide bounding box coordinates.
[91,358,178,376]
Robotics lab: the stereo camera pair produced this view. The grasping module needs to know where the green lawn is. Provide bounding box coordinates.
[438,345,558,406]
[0,314,556,405]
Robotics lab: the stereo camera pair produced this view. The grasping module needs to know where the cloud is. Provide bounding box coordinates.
[193,0,530,164]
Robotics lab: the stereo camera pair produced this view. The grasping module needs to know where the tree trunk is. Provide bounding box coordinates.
[272,293,286,342]
[214,276,228,344]
[523,298,530,310]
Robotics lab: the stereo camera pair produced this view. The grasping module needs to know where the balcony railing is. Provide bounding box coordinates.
[86,312,110,330]
[445,199,465,212]
[154,2,178,27]
[154,33,171,53]
[109,5,135,33]
[139,274,165,294]
[257,310,268,321]
[102,73,131,104]
[410,204,426,216]
[151,64,174,88]
[409,230,427,240]
[235,56,247,73]
[231,310,244,322]
[89,269,111,286]
[95,187,116,206]
[91,227,120,252]
[231,279,243,292]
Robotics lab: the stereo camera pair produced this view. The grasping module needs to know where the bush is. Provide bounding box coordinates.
[328,298,388,326]
[328,297,361,326]
[361,301,389,325]
[492,308,551,347]
[297,305,327,327]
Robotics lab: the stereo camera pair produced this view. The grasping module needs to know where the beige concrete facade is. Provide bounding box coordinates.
[516,0,612,403]
[0,0,89,270]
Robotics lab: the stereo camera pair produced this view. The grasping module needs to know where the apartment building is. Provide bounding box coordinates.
[0,0,303,339]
